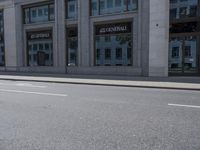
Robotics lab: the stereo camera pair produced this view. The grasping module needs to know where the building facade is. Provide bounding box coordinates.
[169,0,200,75]
[1,0,197,77]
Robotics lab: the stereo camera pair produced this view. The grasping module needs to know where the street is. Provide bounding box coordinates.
[0,80,200,150]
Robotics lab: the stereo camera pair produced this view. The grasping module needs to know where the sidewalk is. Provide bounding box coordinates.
[0,72,200,90]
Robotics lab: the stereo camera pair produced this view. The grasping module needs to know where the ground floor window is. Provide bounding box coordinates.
[67,27,78,66]
[27,30,53,66]
[169,35,200,74]
[95,22,132,66]
[0,10,4,66]
[0,34,4,66]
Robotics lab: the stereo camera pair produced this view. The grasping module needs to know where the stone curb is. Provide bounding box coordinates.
[0,75,200,91]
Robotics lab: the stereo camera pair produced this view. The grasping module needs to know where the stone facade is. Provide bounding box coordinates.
[0,0,169,77]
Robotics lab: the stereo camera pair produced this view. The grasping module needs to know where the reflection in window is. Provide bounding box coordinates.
[172,47,179,58]
[170,22,198,33]
[67,27,78,66]
[0,10,4,66]
[95,22,132,66]
[27,31,53,66]
[184,46,192,57]
[91,0,138,16]
[24,3,54,24]
[66,0,78,19]
[170,0,199,20]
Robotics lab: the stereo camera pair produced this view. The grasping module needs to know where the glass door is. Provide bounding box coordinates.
[169,35,199,74]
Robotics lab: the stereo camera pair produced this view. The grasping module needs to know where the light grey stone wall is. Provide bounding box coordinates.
[148,0,169,77]
[78,0,90,67]
[55,0,66,68]
[0,0,170,76]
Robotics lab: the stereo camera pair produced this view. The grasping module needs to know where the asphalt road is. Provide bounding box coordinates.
[0,80,200,150]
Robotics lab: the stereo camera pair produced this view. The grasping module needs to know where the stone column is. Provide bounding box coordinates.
[4,2,18,71]
[148,0,169,77]
[54,0,66,72]
[140,0,150,76]
[78,0,90,67]
[15,4,24,68]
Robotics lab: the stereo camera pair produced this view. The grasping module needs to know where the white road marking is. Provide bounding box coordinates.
[168,103,200,109]
[0,82,46,88]
[0,89,67,97]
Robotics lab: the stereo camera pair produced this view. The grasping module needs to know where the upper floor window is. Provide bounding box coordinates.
[90,0,138,16]
[170,0,199,20]
[24,3,54,24]
[66,0,78,19]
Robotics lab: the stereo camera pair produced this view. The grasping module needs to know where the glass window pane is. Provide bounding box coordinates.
[95,23,132,66]
[0,10,5,66]
[67,0,78,19]
[24,3,54,24]
[91,0,138,16]
[67,28,78,66]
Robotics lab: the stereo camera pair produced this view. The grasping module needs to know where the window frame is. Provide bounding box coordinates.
[23,2,55,24]
[90,0,138,16]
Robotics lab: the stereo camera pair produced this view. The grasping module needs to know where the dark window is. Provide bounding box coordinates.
[116,48,122,59]
[67,27,78,66]
[189,6,197,17]
[127,48,131,59]
[179,7,187,18]
[170,9,177,19]
[184,46,192,57]
[96,49,100,60]
[172,47,179,58]
[170,0,177,3]
[45,43,50,50]
[33,44,37,51]
[105,48,111,60]
[170,22,198,33]
[105,36,111,42]
[39,44,43,50]
[171,64,178,68]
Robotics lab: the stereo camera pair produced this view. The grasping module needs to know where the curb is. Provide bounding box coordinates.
[0,77,200,91]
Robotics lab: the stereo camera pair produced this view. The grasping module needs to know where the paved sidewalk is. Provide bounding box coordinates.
[0,72,200,90]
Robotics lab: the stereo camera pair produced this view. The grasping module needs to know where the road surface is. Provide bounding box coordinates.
[0,80,200,150]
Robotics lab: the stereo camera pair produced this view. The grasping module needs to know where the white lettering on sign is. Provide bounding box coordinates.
[99,26,128,34]
[31,33,50,39]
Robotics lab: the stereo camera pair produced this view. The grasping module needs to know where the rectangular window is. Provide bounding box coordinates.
[66,0,78,19]
[107,0,113,8]
[172,47,179,58]
[170,8,177,19]
[115,0,122,7]
[116,48,122,59]
[184,46,192,57]
[105,48,111,60]
[189,5,197,17]
[170,0,177,3]
[179,7,188,18]
[27,30,53,66]
[67,27,78,66]
[95,22,132,66]
[24,3,54,24]
[91,0,138,16]
[0,10,5,66]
